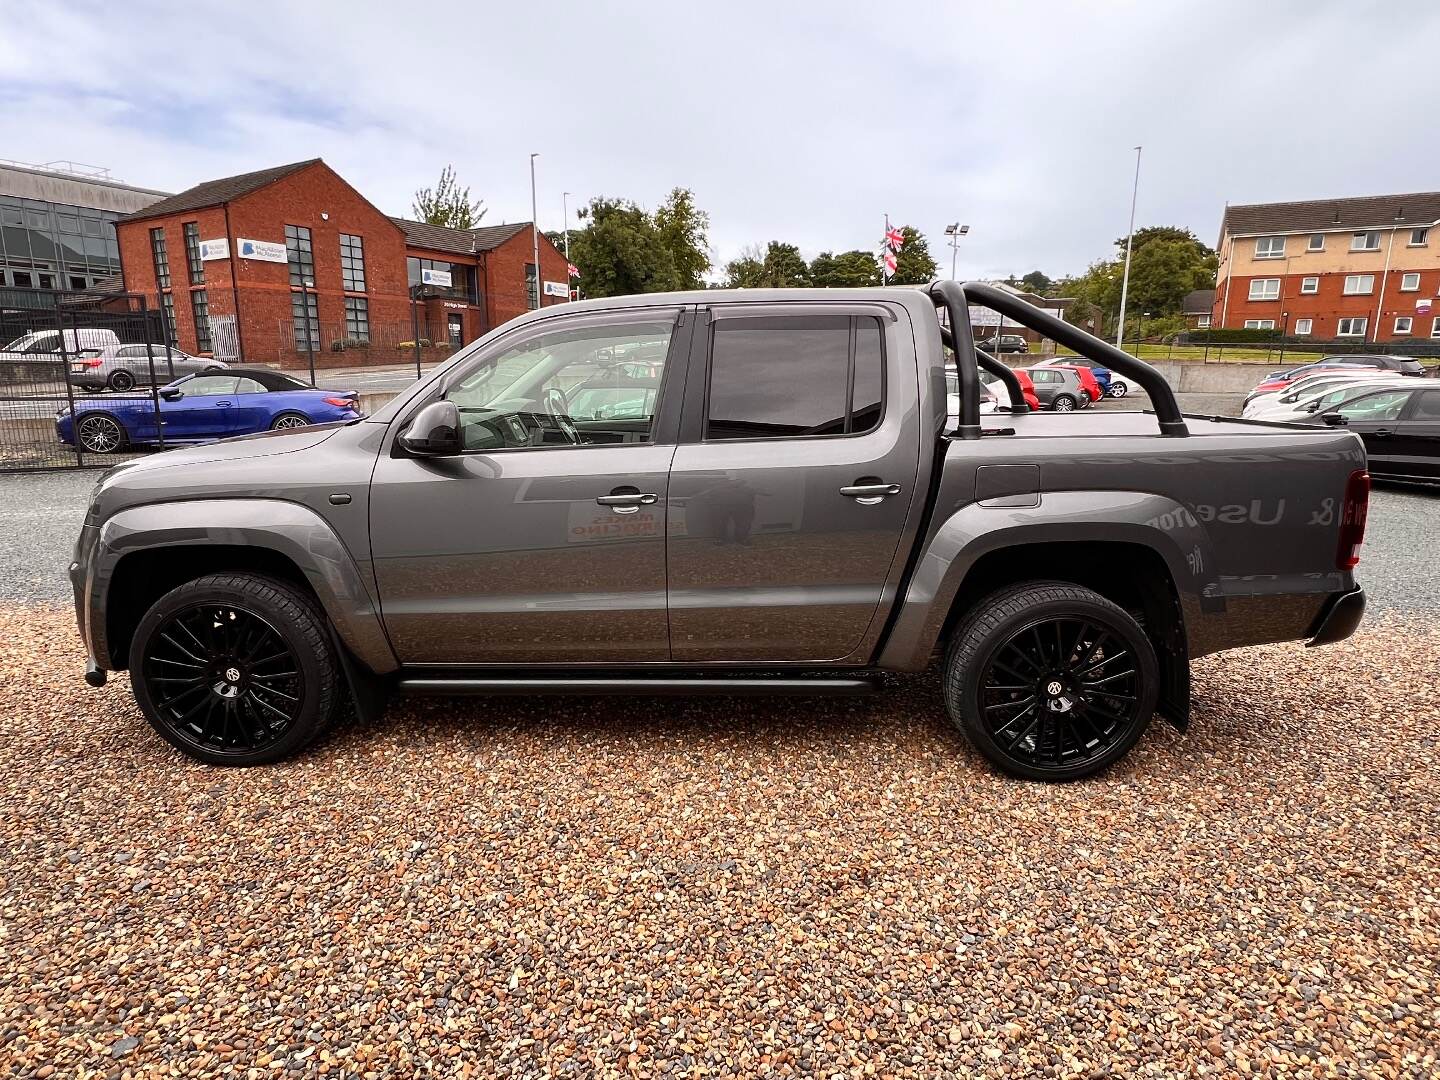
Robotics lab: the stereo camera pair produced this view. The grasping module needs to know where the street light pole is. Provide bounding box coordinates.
[301,277,316,386]
[530,153,541,310]
[1115,145,1143,349]
[943,222,970,281]
[562,190,573,302]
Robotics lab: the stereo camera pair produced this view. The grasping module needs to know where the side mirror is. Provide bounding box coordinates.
[160,388,183,401]
[398,399,462,456]
[1321,412,1347,426]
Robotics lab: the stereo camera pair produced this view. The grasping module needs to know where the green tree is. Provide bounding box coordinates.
[1126,238,1217,315]
[890,226,938,285]
[411,165,486,229]
[567,197,676,298]
[1019,270,1053,294]
[653,188,711,290]
[811,249,880,288]
[722,246,767,288]
[1115,225,1213,260]
[723,241,811,288]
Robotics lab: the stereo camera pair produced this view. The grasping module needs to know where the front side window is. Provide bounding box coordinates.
[1343,274,1375,295]
[1337,317,1368,337]
[1300,276,1319,294]
[1394,316,1413,335]
[180,375,239,397]
[1351,231,1381,251]
[190,289,211,352]
[285,224,314,287]
[706,316,883,440]
[340,233,366,292]
[445,317,675,451]
[1400,272,1421,292]
[183,222,203,285]
[1307,234,1326,251]
[1255,236,1285,259]
[150,227,170,289]
[1294,318,1313,335]
[1337,390,1410,421]
[344,296,370,342]
[1248,278,1280,300]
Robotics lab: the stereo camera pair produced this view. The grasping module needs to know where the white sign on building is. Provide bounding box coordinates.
[198,238,230,261]
[420,267,453,287]
[543,280,569,297]
[235,238,287,264]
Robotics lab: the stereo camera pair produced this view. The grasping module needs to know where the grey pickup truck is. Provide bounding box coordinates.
[70,281,1370,781]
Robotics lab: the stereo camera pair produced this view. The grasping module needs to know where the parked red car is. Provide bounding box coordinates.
[1045,363,1103,402]
[1014,369,1042,411]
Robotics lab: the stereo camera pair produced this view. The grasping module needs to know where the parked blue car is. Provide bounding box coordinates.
[57,367,363,454]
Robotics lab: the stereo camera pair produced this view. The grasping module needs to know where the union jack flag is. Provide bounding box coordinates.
[567,262,580,278]
[885,227,905,252]
[883,251,898,274]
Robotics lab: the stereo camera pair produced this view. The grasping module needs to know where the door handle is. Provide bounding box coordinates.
[215,400,232,408]
[1370,428,1392,437]
[596,491,658,514]
[840,482,901,506]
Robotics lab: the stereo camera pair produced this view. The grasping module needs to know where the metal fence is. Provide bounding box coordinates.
[274,320,458,380]
[0,286,174,470]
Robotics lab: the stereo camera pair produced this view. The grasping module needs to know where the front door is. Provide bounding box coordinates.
[159,374,241,441]
[369,308,688,665]
[447,313,464,347]
[666,308,920,663]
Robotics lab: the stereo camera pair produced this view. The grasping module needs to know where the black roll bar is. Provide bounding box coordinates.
[927,280,982,440]
[953,280,1190,437]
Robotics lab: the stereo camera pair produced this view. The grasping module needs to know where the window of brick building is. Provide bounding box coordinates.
[150,227,170,289]
[1410,228,1429,247]
[525,263,538,310]
[1307,234,1325,252]
[1300,276,1319,294]
[1350,231,1380,251]
[1243,319,1275,329]
[1254,236,1285,259]
[285,224,314,287]
[1343,274,1375,295]
[183,222,204,285]
[1337,317,1367,337]
[1248,278,1280,301]
[291,290,320,351]
[344,296,370,342]
[1394,316,1413,335]
[1400,272,1421,292]
[161,293,177,343]
[340,233,366,292]
[190,289,212,353]
[1294,318,1313,335]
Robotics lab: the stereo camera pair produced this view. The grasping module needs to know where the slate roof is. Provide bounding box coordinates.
[390,218,530,256]
[1182,288,1215,315]
[116,160,321,223]
[1221,192,1440,239]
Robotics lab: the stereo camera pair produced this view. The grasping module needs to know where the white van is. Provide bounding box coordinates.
[1,327,122,362]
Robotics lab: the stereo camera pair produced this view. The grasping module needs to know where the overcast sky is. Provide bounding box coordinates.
[4,1,1438,282]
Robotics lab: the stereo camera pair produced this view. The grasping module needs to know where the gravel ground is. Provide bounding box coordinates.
[1,606,1437,1077]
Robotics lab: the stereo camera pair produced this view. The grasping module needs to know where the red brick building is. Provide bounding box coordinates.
[115,159,570,368]
[1214,192,1440,344]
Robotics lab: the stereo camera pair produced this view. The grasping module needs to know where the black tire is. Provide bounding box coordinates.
[1051,394,1077,412]
[107,368,135,392]
[269,411,311,431]
[943,581,1158,782]
[128,573,340,766]
[75,412,128,454]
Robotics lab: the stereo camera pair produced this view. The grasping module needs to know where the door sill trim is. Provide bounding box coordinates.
[396,675,882,696]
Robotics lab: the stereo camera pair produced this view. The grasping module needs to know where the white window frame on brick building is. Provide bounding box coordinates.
[1243,319,1275,329]
[1343,274,1375,295]
[1400,272,1421,292]
[1409,227,1429,247]
[1307,234,1325,251]
[1254,236,1285,259]
[1432,317,1440,339]
[1350,231,1381,251]
[1248,278,1281,301]
[1394,316,1413,335]
[1336,317,1367,337]
[1294,318,1313,335]
[1300,276,1319,294]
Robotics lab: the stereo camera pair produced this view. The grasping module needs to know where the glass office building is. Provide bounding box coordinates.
[0,162,168,292]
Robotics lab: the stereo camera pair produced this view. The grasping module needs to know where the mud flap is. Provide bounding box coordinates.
[328,625,392,726]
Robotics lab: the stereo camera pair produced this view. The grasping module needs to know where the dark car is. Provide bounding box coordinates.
[978,333,1029,354]
[1022,365,1091,411]
[56,367,363,454]
[1306,383,1440,483]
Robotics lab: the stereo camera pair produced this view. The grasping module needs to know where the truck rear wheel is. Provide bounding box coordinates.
[943,582,1158,781]
[128,573,340,766]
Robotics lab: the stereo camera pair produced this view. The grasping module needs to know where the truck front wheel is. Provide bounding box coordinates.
[944,582,1158,782]
[128,573,341,766]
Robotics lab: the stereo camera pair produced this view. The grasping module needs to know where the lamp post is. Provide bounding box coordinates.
[1136,311,1152,354]
[562,190,573,301]
[943,223,970,281]
[530,153,541,310]
[1115,145,1143,349]
[300,277,316,386]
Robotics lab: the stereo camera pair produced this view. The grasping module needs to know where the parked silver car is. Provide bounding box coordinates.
[69,344,225,392]
[1023,365,1091,411]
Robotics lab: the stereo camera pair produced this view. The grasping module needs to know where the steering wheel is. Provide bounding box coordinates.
[544,386,582,444]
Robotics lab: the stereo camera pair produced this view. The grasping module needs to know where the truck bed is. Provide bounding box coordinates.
[978,409,1323,438]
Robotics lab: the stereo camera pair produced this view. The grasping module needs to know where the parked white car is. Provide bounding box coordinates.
[0,328,121,363]
[1250,376,1420,422]
[1242,370,1395,418]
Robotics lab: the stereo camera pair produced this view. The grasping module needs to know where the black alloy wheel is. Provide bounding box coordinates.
[108,368,135,391]
[945,582,1158,781]
[129,574,339,765]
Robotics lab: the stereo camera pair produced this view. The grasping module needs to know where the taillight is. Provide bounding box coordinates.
[83,358,103,367]
[1336,469,1370,570]
[322,396,354,407]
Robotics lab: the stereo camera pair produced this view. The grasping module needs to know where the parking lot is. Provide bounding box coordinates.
[2,414,1437,1077]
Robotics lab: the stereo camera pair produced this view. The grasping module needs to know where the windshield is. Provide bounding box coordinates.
[3,331,55,354]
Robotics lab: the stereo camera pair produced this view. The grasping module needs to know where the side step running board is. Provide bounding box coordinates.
[396,676,883,697]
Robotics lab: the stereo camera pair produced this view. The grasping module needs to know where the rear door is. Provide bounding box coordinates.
[1393,388,1440,479]
[665,304,921,663]
[1330,387,1414,475]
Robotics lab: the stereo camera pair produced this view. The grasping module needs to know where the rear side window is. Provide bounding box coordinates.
[706,315,884,440]
[1411,390,1440,420]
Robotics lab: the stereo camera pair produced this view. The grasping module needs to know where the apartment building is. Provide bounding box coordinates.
[1213,191,1440,343]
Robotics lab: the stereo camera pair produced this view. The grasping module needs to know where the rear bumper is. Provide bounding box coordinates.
[1306,587,1366,647]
